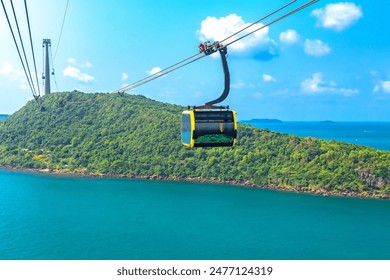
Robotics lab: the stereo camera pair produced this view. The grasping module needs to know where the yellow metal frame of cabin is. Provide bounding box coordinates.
[182,110,195,147]
[183,109,237,147]
[232,110,237,146]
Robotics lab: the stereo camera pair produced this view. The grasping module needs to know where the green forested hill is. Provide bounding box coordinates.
[0,92,389,197]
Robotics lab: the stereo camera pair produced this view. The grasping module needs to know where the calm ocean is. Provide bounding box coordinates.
[1,169,390,260]
[241,121,390,151]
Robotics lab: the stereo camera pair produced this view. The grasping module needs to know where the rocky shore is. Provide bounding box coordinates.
[2,165,389,200]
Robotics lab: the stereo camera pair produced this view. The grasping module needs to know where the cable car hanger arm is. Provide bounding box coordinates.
[204,46,230,108]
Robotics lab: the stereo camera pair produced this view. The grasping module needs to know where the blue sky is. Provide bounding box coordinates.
[1,0,389,121]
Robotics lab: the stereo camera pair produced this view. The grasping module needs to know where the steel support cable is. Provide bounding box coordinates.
[116,0,319,93]
[24,0,41,98]
[115,0,297,93]
[122,54,207,92]
[50,0,70,93]
[219,0,297,45]
[10,0,38,98]
[1,0,37,99]
[115,52,203,93]
[226,0,319,48]
[42,43,45,89]
[49,44,60,92]
[54,0,69,61]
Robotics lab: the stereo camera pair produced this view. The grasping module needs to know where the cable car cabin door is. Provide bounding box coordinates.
[181,110,237,148]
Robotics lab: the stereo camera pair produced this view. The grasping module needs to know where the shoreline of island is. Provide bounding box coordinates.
[2,165,389,200]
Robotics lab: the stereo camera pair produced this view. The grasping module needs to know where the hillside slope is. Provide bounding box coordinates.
[0,92,389,197]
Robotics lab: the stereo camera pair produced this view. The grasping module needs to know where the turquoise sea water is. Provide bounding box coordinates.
[1,169,390,260]
[241,121,390,151]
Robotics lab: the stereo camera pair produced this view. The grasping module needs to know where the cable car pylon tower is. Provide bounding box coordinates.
[42,38,51,95]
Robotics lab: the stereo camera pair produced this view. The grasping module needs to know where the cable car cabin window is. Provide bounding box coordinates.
[181,112,193,147]
[181,110,237,147]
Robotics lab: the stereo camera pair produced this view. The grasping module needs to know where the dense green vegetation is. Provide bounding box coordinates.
[0,91,389,197]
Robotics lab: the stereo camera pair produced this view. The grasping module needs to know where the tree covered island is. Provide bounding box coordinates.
[0,92,389,198]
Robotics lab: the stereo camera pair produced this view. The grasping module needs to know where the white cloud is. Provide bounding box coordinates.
[231,81,246,89]
[84,61,93,68]
[312,2,363,31]
[231,80,257,89]
[197,14,277,59]
[338,88,360,96]
[374,80,390,94]
[63,66,95,83]
[382,81,390,93]
[301,72,324,93]
[67,58,93,68]
[270,88,290,96]
[279,29,299,45]
[0,63,30,89]
[147,67,162,76]
[0,63,14,75]
[370,72,390,94]
[262,74,276,82]
[304,39,331,57]
[301,72,359,96]
[121,72,128,81]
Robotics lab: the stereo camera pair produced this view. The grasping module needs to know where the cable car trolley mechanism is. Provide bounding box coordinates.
[181,43,237,148]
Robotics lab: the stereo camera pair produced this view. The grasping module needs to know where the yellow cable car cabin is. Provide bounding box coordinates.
[181,109,237,147]
[182,44,237,148]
